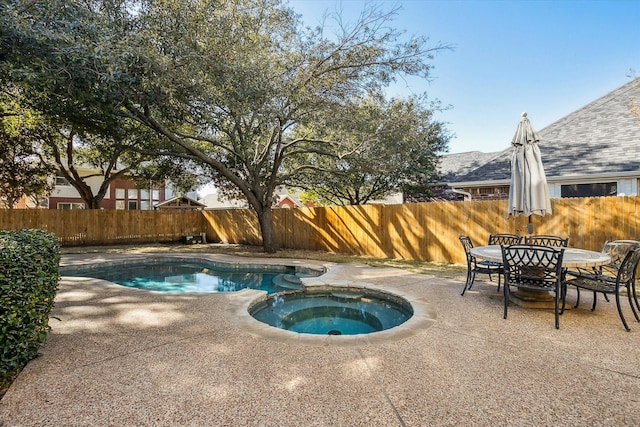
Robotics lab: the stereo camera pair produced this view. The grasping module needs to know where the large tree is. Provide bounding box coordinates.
[285,92,450,205]
[1,0,449,251]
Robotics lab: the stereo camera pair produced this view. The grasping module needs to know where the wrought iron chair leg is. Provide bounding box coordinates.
[591,291,598,311]
[574,287,581,309]
[503,284,509,319]
[614,292,631,331]
[554,293,560,329]
[461,271,471,296]
[461,268,479,296]
[627,287,640,322]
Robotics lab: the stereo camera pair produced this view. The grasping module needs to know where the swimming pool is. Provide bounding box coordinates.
[61,258,322,294]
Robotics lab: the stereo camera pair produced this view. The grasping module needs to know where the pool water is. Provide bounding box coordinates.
[62,261,312,294]
[250,287,413,335]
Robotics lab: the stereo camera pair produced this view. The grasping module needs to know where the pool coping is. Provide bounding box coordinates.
[60,253,327,277]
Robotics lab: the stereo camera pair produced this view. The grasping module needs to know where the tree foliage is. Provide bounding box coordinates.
[0,90,54,208]
[1,0,450,251]
[44,129,138,209]
[0,88,165,209]
[285,92,450,205]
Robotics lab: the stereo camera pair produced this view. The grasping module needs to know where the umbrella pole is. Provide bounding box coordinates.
[526,216,534,235]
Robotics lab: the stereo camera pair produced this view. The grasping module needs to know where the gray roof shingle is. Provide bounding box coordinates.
[437,151,500,181]
[447,78,640,184]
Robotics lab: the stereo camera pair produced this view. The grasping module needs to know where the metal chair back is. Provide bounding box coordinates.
[488,233,522,246]
[525,235,569,247]
[501,244,565,328]
[616,247,640,286]
[602,240,640,267]
[459,235,474,264]
[459,235,503,296]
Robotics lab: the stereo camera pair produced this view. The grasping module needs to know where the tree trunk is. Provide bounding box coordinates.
[257,207,278,253]
[89,198,102,209]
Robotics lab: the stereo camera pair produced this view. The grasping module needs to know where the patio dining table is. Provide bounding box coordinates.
[469,245,611,308]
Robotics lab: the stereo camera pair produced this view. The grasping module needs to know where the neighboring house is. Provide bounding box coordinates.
[48,166,169,210]
[198,191,249,210]
[433,151,500,200]
[154,196,206,210]
[440,78,640,200]
[271,186,403,208]
[276,194,306,209]
[273,186,319,208]
[198,186,313,210]
[369,192,404,205]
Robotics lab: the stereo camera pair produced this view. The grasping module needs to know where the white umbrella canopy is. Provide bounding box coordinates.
[508,112,552,220]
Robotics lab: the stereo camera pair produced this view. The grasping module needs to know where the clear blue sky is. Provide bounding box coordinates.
[287,0,639,154]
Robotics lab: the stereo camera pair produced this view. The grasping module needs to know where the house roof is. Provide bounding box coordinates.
[446,78,640,185]
[437,151,501,182]
[154,196,206,210]
[276,194,305,208]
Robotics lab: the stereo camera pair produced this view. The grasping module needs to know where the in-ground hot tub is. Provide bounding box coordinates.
[249,285,413,335]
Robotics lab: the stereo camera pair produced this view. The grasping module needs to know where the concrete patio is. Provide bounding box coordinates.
[1,252,639,426]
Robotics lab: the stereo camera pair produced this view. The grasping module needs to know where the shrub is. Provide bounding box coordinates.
[0,229,60,388]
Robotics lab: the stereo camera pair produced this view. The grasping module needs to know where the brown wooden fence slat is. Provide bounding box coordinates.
[1,195,638,264]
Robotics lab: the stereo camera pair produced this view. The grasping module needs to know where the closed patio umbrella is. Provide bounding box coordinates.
[508,112,551,232]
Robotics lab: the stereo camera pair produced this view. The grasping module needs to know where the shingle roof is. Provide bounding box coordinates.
[447,78,640,184]
[437,151,501,181]
[154,195,206,209]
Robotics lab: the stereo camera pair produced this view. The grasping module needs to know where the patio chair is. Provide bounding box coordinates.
[459,235,503,296]
[501,244,566,329]
[568,247,640,331]
[524,235,569,247]
[618,241,640,312]
[567,240,640,307]
[488,233,523,246]
[525,235,570,299]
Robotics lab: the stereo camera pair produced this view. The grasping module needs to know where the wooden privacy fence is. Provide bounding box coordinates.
[0,209,204,246]
[2,196,639,264]
[205,196,640,264]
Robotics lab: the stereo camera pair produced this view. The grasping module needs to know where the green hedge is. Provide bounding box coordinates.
[0,229,60,387]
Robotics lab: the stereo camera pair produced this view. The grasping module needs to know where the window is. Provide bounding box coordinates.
[115,200,125,210]
[128,201,138,210]
[57,202,84,210]
[55,174,70,186]
[152,190,160,201]
[115,189,125,199]
[128,189,138,199]
[561,182,617,198]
